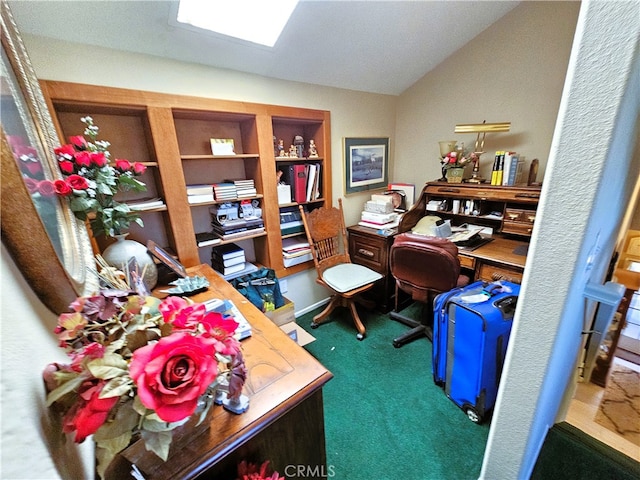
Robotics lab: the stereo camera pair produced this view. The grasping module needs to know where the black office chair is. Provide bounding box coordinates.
[389,232,469,348]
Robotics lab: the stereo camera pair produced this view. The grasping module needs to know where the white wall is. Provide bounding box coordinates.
[0,245,93,479]
[481,1,640,478]
[394,1,580,188]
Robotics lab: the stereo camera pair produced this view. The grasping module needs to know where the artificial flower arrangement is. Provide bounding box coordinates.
[236,460,285,480]
[43,278,248,479]
[52,116,147,238]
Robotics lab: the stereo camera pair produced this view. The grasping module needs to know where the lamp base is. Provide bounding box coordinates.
[466,175,486,184]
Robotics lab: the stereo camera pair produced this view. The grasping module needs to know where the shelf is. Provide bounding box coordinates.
[41,80,331,276]
[181,154,259,161]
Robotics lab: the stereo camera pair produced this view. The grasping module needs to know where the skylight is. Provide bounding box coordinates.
[176,0,299,47]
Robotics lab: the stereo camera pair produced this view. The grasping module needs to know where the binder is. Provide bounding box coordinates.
[293,164,308,203]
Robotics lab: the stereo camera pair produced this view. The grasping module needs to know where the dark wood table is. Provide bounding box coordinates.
[104,264,333,480]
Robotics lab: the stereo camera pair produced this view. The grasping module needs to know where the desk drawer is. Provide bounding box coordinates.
[349,234,387,273]
[459,254,476,270]
[478,263,523,284]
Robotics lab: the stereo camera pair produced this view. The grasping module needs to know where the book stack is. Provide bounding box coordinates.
[230,179,257,198]
[211,243,246,276]
[358,211,399,230]
[357,195,399,230]
[491,151,525,186]
[210,205,265,241]
[212,182,237,201]
[282,236,312,267]
[186,184,214,204]
[126,197,165,211]
[279,205,305,236]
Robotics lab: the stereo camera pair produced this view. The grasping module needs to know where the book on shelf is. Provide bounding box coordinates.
[306,163,317,202]
[195,231,222,247]
[282,236,310,252]
[212,261,247,276]
[211,243,244,260]
[506,154,521,186]
[293,164,308,203]
[127,197,165,211]
[211,252,246,268]
[212,182,237,200]
[220,262,259,282]
[203,298,251,340]
[186,184,214,195]
[188,193,215,204]
[213,227,265,241]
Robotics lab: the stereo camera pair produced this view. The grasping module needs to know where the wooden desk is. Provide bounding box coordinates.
[459,236,529,283]
[105,264,333,480]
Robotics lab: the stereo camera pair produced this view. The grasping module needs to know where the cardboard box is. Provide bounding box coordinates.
[264,296,295,327]
[280,322,316,346]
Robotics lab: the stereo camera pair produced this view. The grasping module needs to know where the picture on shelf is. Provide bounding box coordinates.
[344,137,389,195]
[210,138,235,155]
[147,240,187,278]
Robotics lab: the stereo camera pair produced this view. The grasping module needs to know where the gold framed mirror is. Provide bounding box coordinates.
[1,0,97,313]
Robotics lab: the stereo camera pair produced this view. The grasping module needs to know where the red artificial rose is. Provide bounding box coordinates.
[69,135,88,150]
[130,332,218,423]
[54,144,76,158]
[22,158,43,176]
[133,162,147,175]
[62,378,118,443]
[90,152,107,167]
[54,179,72,196]
[158,296,189,324]
[67,174,89,190]
[114,159,131,172]
[200,312,240,355]
[23,177,39,194]
[74,151,92,168]
[59,160,75,174]
[38,180,56,197]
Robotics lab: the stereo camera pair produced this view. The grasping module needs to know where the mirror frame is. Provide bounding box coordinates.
[1,0,97,314]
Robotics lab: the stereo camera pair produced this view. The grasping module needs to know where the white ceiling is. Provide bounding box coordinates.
[8,0,520,96]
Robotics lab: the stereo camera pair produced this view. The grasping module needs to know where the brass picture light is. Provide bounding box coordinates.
[454,121,510,183]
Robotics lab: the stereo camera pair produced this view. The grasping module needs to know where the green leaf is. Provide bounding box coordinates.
[87,354,129,380]
[94,401,139,440]
[141,429,173,461]
[46,373,86,407]
[100,376,133,399]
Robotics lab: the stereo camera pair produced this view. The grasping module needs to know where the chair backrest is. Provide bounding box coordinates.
[390,232,461,303]
[299,199,351,276]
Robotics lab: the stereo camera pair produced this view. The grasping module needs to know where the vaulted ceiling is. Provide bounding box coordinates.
[8,0,520,95]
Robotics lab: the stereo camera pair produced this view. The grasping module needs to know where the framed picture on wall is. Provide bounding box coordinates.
[344,137,389,195]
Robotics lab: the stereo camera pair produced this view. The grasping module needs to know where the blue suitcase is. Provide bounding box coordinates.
[432,280,520,423]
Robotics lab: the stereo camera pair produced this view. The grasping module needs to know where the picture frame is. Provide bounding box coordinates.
[344,137,389,195]
[147,240,188,278]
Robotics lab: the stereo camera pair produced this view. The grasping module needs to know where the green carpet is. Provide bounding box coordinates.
[298,304,490,480]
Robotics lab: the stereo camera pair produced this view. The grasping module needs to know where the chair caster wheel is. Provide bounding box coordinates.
[310,322,319,329]
[356,333,365,341]
[393,340,401,348]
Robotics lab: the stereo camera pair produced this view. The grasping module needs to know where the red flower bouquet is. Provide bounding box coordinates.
[53,116,147,237]
[44,290,248,478]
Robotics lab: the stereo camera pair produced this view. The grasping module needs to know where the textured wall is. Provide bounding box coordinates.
[481,1,640,478]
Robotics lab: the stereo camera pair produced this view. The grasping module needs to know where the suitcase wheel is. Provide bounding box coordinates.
[463,404,482,424]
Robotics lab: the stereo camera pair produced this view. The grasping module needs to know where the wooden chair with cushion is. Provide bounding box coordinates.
[299,199,382,340]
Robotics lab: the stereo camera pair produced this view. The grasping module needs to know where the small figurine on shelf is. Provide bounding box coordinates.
[288,144,298,158]
[276,139,285,157]
[294,135,304,158]
[308,139,319,158]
